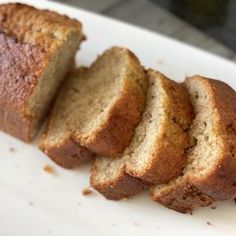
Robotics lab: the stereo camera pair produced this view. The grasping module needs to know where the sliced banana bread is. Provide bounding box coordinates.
[151,76,236,213]
[0,3,84,142]
[90,70,194,200]
[40,47,147,168]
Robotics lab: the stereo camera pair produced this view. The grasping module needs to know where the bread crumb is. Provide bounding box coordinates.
[82,187,92,196]
[206,221,212,226]
[43,164,54,173]
[133,222,140,226]
[156,59,165,65]
[9,147,15,152]
[211,206,216,209]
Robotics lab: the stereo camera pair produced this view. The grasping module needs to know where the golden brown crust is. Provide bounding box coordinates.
[150,177,213,213]
[82,74,146,156]
[0,3,84,55]
[151,76,236,213]
[90,161,147,200]
[0,3,84,142]
[0,107,31,142]
[126,70,194,184]
[40,136,94,169]
[0,33,48,141]
[190,77,236,200]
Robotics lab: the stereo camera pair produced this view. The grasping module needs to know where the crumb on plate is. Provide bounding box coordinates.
[211,206,216,209]
[9,147,15,152]
[82,187,92,196]
[206,221,212,226]
[133,222,140,226]
[43,164,54,173]
[156,59,165,65]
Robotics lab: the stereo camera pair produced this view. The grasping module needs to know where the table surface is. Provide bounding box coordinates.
[52,0,236,63]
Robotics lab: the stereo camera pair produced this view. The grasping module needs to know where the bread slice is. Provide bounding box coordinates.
[151,76,236,213]
[0,3,84,142]
[90,70,194,200]
[40,47,147,168]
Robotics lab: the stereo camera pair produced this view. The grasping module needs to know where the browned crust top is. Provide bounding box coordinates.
[0,3,84,54]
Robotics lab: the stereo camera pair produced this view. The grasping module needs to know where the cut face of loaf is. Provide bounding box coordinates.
[40,47,147,168]
[90,70,194,200]
[151,76,236,213]
[0,3,84,142]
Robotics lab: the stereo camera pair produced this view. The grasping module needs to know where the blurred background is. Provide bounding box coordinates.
[53,0,236,62]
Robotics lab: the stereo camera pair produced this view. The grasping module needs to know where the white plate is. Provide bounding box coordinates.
[0,0,236,235]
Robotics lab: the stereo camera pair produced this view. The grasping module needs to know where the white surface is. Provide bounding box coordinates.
[0,0,236,236]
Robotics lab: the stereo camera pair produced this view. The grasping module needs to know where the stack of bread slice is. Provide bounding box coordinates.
[90,69,194,200]
[90,70,236,213]
[1,3,236,214]
[39,47,148,168]
[150,77,236,213]
[40,45,236,213]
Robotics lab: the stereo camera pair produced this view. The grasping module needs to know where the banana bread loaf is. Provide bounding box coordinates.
[0,3,84,141]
